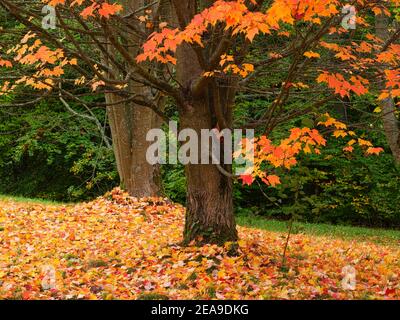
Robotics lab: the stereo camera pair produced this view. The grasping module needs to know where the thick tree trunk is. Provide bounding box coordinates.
[180,97,238,245]
[175,33,238,243]
[103,0,167,197]
[376,14,400,164]
[106,88,163,197]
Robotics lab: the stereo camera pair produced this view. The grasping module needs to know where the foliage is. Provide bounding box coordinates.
[0,188,399,300]
[235,134,400,228]
[135,0,394,187]
[1,1,397,188]
[1,0,399,227]
[0,100,118,201]
[161,164,186,204]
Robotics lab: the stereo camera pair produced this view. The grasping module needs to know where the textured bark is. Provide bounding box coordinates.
[106,89,163,197]
[381,96,400,164]
[175,32,238,244]
[376,14,400,164]
[180,97,238,245]
[104,0,165,197]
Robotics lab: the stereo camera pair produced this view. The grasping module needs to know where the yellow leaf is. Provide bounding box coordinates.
[304,51,320,59]
[378,92,390,101]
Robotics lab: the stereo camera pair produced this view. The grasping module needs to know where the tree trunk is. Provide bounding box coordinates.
[381,97,400,164]
[376,14,400,164]
[106,88,163,197]
[103,0,167,197]
[180,97,238,245]
[175,35,238,244]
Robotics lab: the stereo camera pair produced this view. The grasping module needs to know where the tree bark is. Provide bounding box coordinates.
[180,96,238,245]
[376,14,400,164]
[176,36,238,244]
[106,88,163,197]
[104,0,167,197]
[381,96,400,164]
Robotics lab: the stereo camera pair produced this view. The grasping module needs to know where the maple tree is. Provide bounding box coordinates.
[0,0,171,198]
[0,0,399,244]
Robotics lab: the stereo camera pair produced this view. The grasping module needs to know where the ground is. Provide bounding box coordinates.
[0,188,399,300]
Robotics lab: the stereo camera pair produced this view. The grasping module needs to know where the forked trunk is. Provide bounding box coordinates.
[173,0,239,244]
[180,98,238,245]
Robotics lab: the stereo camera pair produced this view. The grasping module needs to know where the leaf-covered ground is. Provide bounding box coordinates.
[0,188,399,300]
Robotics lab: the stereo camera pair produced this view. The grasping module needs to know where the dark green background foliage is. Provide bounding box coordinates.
[232,94,400,228]
[160,100,400,228]
[0,12,118,201]
[0,100,118,201]
[235,147,400,228]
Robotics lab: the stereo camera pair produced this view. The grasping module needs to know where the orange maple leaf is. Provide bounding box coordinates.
[98,2,123,18]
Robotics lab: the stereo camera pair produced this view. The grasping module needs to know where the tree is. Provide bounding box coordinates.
[376,12,400,164]
[0,0,398,244]
[0,0,170,197]
[103,0,172,197]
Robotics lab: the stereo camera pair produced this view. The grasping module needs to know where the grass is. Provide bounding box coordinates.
[237,214,400,246]
[0,194,70,205]
[2,193,399,246]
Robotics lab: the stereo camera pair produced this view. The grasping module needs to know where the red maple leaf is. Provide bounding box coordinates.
[240,174,254,186]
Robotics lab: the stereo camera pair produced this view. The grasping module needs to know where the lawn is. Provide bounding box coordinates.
[236,215,400,246]
[0,189,399,300]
